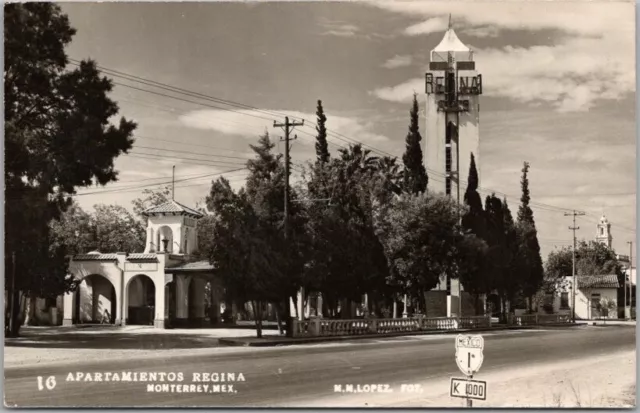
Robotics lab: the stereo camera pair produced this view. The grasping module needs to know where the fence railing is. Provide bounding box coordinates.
[292,315,492,338]
[507,313,572,326]
[292,313,572,338]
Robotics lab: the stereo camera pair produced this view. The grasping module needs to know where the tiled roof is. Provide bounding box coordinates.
[127,253,158,262]
[73,253,118,261]
[165,260,215,273]
[578,274,620,289]
[142,200,204,218]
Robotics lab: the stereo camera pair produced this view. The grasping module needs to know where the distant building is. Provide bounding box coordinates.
[541,274,620,320]
[595,214,613,249]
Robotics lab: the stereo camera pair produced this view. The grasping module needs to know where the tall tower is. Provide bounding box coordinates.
[596,214,613,249]
[424,18,481,198]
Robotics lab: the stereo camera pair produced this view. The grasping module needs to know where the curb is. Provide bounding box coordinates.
[217,324,579,347]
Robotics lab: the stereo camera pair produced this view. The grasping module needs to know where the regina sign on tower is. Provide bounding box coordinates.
[455,334,484,376]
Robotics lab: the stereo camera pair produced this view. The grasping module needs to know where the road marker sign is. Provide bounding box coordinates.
[455,334,484,376]
[450,377,487,401]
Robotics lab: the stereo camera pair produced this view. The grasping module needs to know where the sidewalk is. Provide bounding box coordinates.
[218,323,581,347]
[576,320,637,326]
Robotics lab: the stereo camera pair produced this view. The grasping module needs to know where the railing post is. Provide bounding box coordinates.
[535,314,539,325]
[370,319,377,334]
[310,317,321,336]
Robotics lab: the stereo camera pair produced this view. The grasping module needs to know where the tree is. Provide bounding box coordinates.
[132,186,172,224]
[484,194,514,321]
[202,134,304,337]
[302,144,397,318]
[376,192,461,312]
[315,100,330,164]
[459,153,490,304]
[5,3,136,337]
[49,200,96,256]
[92,204,146,253]
[516,162,544,308]
[401,94,428,194]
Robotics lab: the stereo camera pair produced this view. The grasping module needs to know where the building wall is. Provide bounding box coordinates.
[424,71,480,196]
[542,280,618,320]
[575,287,619,320]
[65,253,168,325]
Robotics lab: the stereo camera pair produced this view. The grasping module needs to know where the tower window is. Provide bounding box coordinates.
[601,228,604,236]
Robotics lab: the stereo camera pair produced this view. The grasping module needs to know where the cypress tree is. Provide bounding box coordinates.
[516,161,544,310]
[463,153,482,212]
[315,100,330,164]
[402,93,428,194]
[517,162,535,227]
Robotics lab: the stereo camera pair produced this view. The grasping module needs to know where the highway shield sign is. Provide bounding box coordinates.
[455,334,484,376]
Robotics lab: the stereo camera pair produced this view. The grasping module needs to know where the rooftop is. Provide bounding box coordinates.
[432,19,470,53]
[577,274,620,289]
[142,200,204,218]
[165,260,215,273]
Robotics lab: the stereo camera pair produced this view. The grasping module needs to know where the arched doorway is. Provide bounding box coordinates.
[157,226,174,253]
[74,274,116,324]
[127,275,156,325]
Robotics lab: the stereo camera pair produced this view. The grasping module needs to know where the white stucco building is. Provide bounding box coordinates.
[542,275,620,320]
[62,200,225,328]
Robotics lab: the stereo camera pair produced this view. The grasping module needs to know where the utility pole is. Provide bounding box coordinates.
[274,116,304,240]
[172,165,175,200]
[564,210,585,322]
[9,251,16,336]
[627,241,633,319]
[274,116,304,323]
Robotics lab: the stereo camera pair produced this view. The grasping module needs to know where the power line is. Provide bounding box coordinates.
[75,59,587,217]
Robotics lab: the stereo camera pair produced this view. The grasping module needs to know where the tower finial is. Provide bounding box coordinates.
[448,14,452,29]
[172,165,175,201]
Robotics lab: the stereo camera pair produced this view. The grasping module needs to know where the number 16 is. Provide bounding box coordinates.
[37,376,56,391]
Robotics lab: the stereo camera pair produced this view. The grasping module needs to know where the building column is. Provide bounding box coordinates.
[402,294,408,318]
[191,277,205,326]
[154,279,166,328]
[175,275,189,326]
[62,291,74,326]
[317,293,323,318]
[362,294,369,317]
[297,287,305,321]
[114,278,123,326]
[212,285,222,324]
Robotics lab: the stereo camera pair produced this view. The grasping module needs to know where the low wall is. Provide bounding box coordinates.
[292,314,573,338]
[507,314,572,326]
[292,316,493,338]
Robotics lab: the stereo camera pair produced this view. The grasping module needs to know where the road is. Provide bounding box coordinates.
[4,325,635,407]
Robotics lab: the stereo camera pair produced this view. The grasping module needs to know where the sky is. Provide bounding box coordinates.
[60,1,637,262]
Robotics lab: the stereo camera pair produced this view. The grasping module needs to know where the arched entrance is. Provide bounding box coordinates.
[74,274,116,324]
[157,226,174,253]
[127,275,156,325]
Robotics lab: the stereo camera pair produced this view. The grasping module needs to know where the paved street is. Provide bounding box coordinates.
[4,325,635,407]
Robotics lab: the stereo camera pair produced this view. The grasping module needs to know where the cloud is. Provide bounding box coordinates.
[382,54,413,69]
[317,19,360,37]
[365,1,633,37]
[404,17,448,36]
[461,26,499,38]
[370,78,422,102]
[366,1,635,111]
[179,109,390,146]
